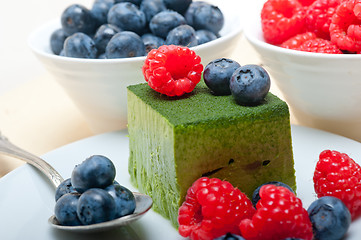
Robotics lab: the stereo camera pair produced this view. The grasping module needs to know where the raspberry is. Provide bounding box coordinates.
[298,38,343,53]
[280,32,342,53]
[261,0,306,45]
[239,185,313,240]
[329,0,361,52]
[178,177,255,240]
[298,0,317,6]
[280,32,317,49]
[313,150,361,220]
[142,45,203,96]
[305,0,342,39]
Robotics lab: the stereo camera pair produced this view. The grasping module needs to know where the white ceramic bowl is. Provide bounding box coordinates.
[28,1,242,134]
[244,10,361,142]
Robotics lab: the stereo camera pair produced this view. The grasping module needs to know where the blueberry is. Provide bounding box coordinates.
[71,155,116,193]
[140,0,167,23]
[203,58,241,96]
[149,10,186,38]
[50,28,68,55]
[229,65,271,106]
[61,4,98,36]
[105,31,146,58]
[107,2,146,35]
[114,0,142,6]
[308,196,351,240]
[251,181,294,208]
[91,0,115,25]
[192,3,224,34]
[163,0,192,14]
[184,1,206,26]
[54,192,82,226]
[55,178,77,201]
[165,24,198,47]
[195,29,217,45]
[214,233,245,240]
[141,33,165,53]
[77,188,116,225]
[63,33,98,59]
[93,24,121,54]
[105,184,136,218]
[98,53,107,59]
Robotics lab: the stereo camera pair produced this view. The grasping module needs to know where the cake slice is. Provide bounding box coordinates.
[127,82,295,227]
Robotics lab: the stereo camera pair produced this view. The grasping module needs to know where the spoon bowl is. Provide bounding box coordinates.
[49,192,152,233]
[0,132,153,232]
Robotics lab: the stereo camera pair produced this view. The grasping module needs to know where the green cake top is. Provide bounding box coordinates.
[127,82,289,127]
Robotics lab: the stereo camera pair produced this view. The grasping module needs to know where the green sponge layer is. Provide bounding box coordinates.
[127,82,296,227]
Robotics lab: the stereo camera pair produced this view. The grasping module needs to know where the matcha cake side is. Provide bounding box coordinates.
[127,82,295,227]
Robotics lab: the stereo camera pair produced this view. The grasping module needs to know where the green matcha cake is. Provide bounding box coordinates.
[127,82,295,227]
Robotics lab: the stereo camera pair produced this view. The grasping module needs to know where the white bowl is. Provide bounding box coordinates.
[244,11,361,142]
[28,1,242,134]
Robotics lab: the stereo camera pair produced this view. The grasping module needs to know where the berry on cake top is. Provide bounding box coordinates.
[143,44,272,107]
[142,44,203,96]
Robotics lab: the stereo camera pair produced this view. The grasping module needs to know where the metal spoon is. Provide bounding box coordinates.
[0,132,153,233]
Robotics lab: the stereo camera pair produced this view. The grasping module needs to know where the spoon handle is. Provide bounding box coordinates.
[0,133,64,188]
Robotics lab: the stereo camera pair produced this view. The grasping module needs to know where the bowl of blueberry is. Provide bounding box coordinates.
[243,0,361,142]
[28,0,242,134]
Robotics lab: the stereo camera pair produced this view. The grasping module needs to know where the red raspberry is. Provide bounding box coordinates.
[261,0,306,45]
[281,32,342,53]
[313,150,361,220]
[239,185,313,240]
[305,0,342,39]
[280,32,317,49]
[142,45,203,97]
[298,38,343,53]
[298,0,317,6]
[330,0,361,52]
[178,177,255,240]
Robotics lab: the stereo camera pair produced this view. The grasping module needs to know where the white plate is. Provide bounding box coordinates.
[1,125,361,240]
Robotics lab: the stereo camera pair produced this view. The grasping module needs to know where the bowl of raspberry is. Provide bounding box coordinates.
[28,0,242,134]
[243,0,361,142]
